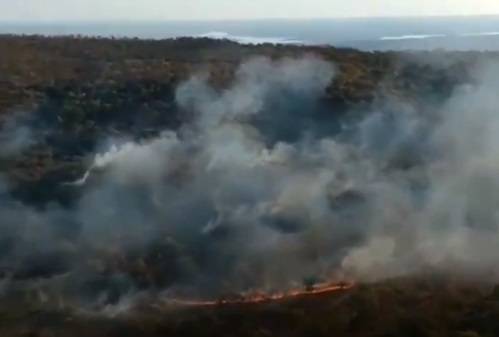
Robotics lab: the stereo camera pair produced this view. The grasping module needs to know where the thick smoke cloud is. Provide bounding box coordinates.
[342,61,499,280]
[2,55,499,312]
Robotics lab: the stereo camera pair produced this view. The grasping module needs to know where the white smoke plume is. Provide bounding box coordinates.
[2,55,499,311]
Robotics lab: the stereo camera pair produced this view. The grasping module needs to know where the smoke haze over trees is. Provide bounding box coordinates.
[0,39,498,312]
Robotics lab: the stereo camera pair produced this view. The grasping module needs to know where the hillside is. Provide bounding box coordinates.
[2,35,499,337]
[0,35,479,205]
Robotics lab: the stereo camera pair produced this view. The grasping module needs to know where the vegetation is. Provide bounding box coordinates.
[0,34,483,206]
[1,35,499,336]
[1,277,499,337]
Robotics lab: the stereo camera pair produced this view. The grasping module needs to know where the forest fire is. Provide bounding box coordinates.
[165,281,355,307]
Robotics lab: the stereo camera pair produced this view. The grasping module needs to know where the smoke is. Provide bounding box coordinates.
[73,56,343,297]
[0,112,35,159]
[2,55,499,311]
[342,60,499,280]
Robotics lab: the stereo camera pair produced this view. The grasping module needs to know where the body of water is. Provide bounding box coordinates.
[2,16,499,51]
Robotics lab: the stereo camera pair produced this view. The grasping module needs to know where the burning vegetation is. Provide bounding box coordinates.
[165,281,355,307]
[1,35,499,336]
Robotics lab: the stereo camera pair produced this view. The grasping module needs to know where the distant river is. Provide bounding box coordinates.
[2,16,499,51]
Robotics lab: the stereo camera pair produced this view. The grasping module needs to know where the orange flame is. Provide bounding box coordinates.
[166,281,355,307]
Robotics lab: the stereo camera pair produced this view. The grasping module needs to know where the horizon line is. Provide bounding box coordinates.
[1,13,499,24]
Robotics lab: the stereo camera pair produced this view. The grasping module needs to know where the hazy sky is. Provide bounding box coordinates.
[2,0,499,21]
